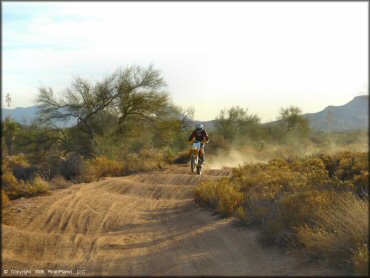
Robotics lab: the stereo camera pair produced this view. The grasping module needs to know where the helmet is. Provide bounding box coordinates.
[196,123,203,131]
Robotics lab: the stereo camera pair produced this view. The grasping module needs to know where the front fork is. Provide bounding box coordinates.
[199,148,204,158]
[188,144,204,158]
[189,148,199,157]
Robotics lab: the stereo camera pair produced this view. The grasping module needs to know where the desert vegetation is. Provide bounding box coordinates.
[1,64,368,275]
[194,151,368,275]
[2,65,193,199]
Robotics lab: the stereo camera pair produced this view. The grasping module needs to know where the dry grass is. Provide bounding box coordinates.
[75,150,169,183]
[172,151,190,164]
[352,243,369,276]
[27,175,50,196]
[195,177,244,216]
[2,166,18,189]
[2,166,50,199]
[264,190,339,246]
[124,148,169,174]
[5,153,31,169]
[296,193,368,274]
[2,190,10,207]
[89,156,124,177]
[2,155,50,199]
[50,175,73,190]
[195,151,369,274]
[76,156,124,183]
[2,166,27,199]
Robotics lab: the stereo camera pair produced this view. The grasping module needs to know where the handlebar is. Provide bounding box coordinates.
[189,139,209,144]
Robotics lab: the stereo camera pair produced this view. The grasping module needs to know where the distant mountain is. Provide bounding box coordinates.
[2,106,39,124]
[262,96,368,132]
[2,106,77,127]
[198,96,368,132]
[304,95,368,131]
[2,96,368,131]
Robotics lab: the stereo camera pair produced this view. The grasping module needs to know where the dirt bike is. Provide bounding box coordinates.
[190,140,205,175]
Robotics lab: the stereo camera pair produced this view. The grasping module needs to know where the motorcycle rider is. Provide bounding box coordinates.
[188,123,209,163]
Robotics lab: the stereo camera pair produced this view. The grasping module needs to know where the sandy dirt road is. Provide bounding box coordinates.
[2,165,342,276]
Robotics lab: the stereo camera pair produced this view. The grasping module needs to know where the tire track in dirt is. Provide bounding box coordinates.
[2,165,342,276]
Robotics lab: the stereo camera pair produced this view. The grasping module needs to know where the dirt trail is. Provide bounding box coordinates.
[2,165,341,276]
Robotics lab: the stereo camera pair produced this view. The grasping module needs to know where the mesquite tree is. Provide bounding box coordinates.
[214,106,260,142]
[36,64,172,156]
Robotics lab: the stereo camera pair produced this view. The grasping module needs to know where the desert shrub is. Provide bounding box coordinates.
[2,166,18,189]
[12,164,40,181]
[331,152,368,182]
[3,153,40,181]
[60,152,86,179]
[2,166,27,199]
[295,193,368,273]
[28,175,50,196]
[215,181,244,215]
[314,153,339,178]
[195,180,219,208]
[89,156,124,177]
[36,154,66,181]
[336,157,358,181]
[2,167,50,198]
[353,171,369,197]
[124,153,154,174]
[6,153,31,169]
[123,148,169,174]
[195,178,243,216]
[234,206,248,223]
[2,190,10,207]
[318,151,369,197]
[264,190,338,246]
[63,148,170,183]
[172,151,190,164]
[50,175,73,190]
[207,133,230,153]
[75,162,96,183]
[352,243,369,276]
[195,151,368,274]
[160,146,177,163]
[63,147,172,181]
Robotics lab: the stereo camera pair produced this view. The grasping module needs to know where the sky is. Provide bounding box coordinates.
[2,2,368,122]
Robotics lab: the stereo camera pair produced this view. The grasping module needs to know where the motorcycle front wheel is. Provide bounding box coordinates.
[197,165,202,175]
[196,160,202,175]
[191,154,197,173]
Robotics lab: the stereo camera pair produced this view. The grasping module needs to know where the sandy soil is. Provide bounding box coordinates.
[2,165,343,276]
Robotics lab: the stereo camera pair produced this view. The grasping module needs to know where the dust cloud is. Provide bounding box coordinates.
[207,150,267,169]
[207,139,368,170]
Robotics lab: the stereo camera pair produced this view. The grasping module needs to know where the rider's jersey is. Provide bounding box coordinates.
[189,129,209,142]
